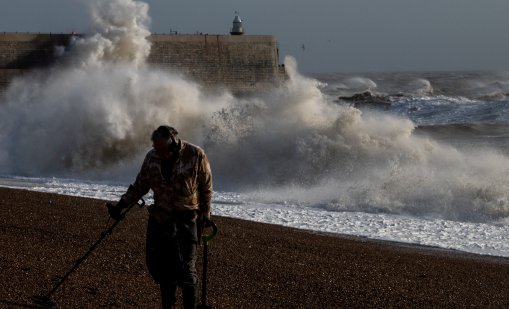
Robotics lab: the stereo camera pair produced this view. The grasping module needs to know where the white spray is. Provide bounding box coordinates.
[0,0,508,223]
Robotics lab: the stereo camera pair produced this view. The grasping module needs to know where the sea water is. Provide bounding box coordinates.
[1,0,509,257]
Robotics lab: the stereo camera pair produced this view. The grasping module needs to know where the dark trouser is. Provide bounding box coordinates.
[146,212,199,309]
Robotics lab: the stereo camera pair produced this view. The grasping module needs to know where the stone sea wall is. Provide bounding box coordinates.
[0,33,285,95]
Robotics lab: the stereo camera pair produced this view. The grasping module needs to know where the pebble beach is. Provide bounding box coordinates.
[1,187,509,308]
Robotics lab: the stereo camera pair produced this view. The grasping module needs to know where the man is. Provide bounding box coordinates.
[108,125,213,309]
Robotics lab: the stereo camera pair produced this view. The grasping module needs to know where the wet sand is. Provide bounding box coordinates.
[1,187,509,308]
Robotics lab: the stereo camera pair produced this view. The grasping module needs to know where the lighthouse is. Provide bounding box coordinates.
[230,13,244,35]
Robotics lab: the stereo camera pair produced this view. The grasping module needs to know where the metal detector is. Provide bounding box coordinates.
[32,198,145,308]
[198,221,218,309]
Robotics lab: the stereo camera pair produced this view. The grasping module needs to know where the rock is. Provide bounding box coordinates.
[337,91,392,108]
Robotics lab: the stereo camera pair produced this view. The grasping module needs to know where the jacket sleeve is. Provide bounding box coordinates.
[197,151,213,220]
[121,153,151,205]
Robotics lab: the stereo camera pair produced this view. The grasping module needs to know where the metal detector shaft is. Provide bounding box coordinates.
[199,221,218,309]
[41,198,145,300]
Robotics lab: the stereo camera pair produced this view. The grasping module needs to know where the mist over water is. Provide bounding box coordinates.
[1,0,509,224]
[0,0,230,177]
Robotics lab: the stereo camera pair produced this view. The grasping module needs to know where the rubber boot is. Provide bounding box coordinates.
[182,285,197,309]
[160,282,178,309]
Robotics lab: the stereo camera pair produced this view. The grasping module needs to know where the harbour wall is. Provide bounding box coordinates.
[0,33,285,95]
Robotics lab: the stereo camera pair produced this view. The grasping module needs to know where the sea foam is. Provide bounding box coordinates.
[0,0,508,226]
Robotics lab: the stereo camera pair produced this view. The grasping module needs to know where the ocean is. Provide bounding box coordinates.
[1,0,509,258]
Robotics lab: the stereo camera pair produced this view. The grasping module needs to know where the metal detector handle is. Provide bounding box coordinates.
[136,197,145,208]
[119,197,145,216]
[201,221,218,245]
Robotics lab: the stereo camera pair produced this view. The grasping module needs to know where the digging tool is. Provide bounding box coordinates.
[32,198,145,308]
[198,221,218,309]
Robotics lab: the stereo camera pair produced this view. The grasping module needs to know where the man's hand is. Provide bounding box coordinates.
[202,215,213,228]
[106,199,128,221]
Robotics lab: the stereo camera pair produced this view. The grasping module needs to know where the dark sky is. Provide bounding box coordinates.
[1,0,509,73]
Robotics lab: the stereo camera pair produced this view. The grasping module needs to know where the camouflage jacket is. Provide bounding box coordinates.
[121,140,212,223]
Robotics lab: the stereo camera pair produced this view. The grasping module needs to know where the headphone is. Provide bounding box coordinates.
[168,134,181,154]
[152,125,181,154]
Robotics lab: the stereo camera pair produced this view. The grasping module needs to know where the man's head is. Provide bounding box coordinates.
[151,125,179,155]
